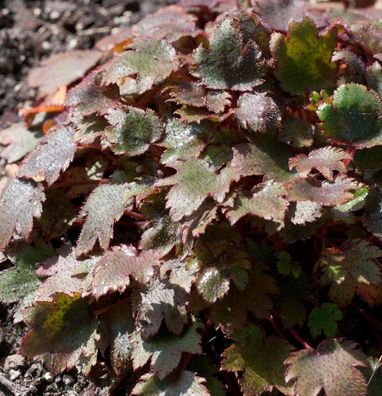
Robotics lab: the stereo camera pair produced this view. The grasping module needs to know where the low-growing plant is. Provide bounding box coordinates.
[1,0,382,394]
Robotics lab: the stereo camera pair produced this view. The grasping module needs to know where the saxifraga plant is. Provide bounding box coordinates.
[0,0,382,394]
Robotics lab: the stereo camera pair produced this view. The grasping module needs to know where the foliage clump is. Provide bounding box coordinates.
[0,0,382,394]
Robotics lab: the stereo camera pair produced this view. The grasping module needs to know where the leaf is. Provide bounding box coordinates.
[271,18,337,94]
[20,293,98,375]
[363,186,382,240]
[132,277,188,339]
[139,216,181,258]
[131,321,202,379]
[159,118,206,165]
[317,239,382,307]
[290,201,323,225]
[351,20,382,55]
[106,107,163,156]
[317,83,382,147]
[230,136,293,182]
[308,303,343,338]
[28,50,102,96]
[0,123,40,163]
[279,117,314,148]
[90,245,159,299]
[103,40,178,94]
[99,299,134,376]
[19,125,76,186]
[0,178,45,250]
[193,15,265,90]
[222,324,292,395]
[366,62,382,97]
[132,370,209,396]
[0,244,53,303]
[225,181,288,228]
[285,339,369,396]
[76,178,153,256]
[252,0,326,32]
[276,251,302,279]
[34,246,97,301]
[332,49,366,85]
[65,70,119,118]
[286,177,358,206]
[156,158,231,221]
[236,92,281,133]
[289,147,351,180]
[132,5,198,42]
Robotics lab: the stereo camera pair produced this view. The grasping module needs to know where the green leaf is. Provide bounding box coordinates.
[271,18,337,94]
[317,239,382,307]
[159,119,206,165]
[106,107,163,156]
[222,324,292,395]
[366,62,382,97]
[285,339,369,396]
[103,40,178,94]
[131,321,202,379]
[276,251,302,279]
[77,178,153,256]
[230,136,293,182]
[20,293,98,375]
[236,92,281,133]
[0,178,45,250]
[132,370,209,396]
[308,303,343,338]
[289,147,351,180]
[0,123,40,163]
[156,158,232,221]
[226,181,288,228]
[279,117,314,148]
[90,245,159,299]
[317,83,382,147]
[193,15,265,90]
[0,243,53,303]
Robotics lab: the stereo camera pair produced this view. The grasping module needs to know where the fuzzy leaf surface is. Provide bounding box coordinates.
[285,339,368,396]
[0,178,45,250]
[19,125,76,186]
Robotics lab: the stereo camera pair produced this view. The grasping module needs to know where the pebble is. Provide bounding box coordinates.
[44,371,54,383]
[4,353,25,370]
[63,374,75,386]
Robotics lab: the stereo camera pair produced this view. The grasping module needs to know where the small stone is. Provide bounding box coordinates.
[44,372,54,383]
[4,354,25,370]
[49,11,60,20]
[9,369,21,380]
[63,374,75,386]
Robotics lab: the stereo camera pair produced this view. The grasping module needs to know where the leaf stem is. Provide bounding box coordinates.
[289,327,313,350]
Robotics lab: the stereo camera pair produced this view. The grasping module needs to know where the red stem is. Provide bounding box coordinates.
[289,328,313,350]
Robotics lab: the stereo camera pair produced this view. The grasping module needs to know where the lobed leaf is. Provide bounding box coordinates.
[0,178,45,250]
[271,18,337,94]
[308,303,343,338]
[285,339,369,396]
[19,125,76,186]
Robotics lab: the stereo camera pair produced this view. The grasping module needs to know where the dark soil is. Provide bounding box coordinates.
[0,1,171,394]
[0,0,175,126]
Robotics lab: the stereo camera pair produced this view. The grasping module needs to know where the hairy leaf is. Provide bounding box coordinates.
[317,83,382,147]
[0,123,40,163]
[317,239,382,307]
[236,92,281,133]
[285,339,369,396]
[132,277,188,339]
[19,125,76,186]
[131,321,202,379]
[132,370,209,396]
[193,15,265,90]
[103,40,178,94]
[90,245,159,299]
[20,293,98,375]
[289,147,351,180]
[0,178,45,250]
[106,107,163,156]
[222,324,292,395]
[271,18,337,94]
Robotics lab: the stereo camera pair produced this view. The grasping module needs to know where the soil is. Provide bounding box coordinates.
[0,1,171,394]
